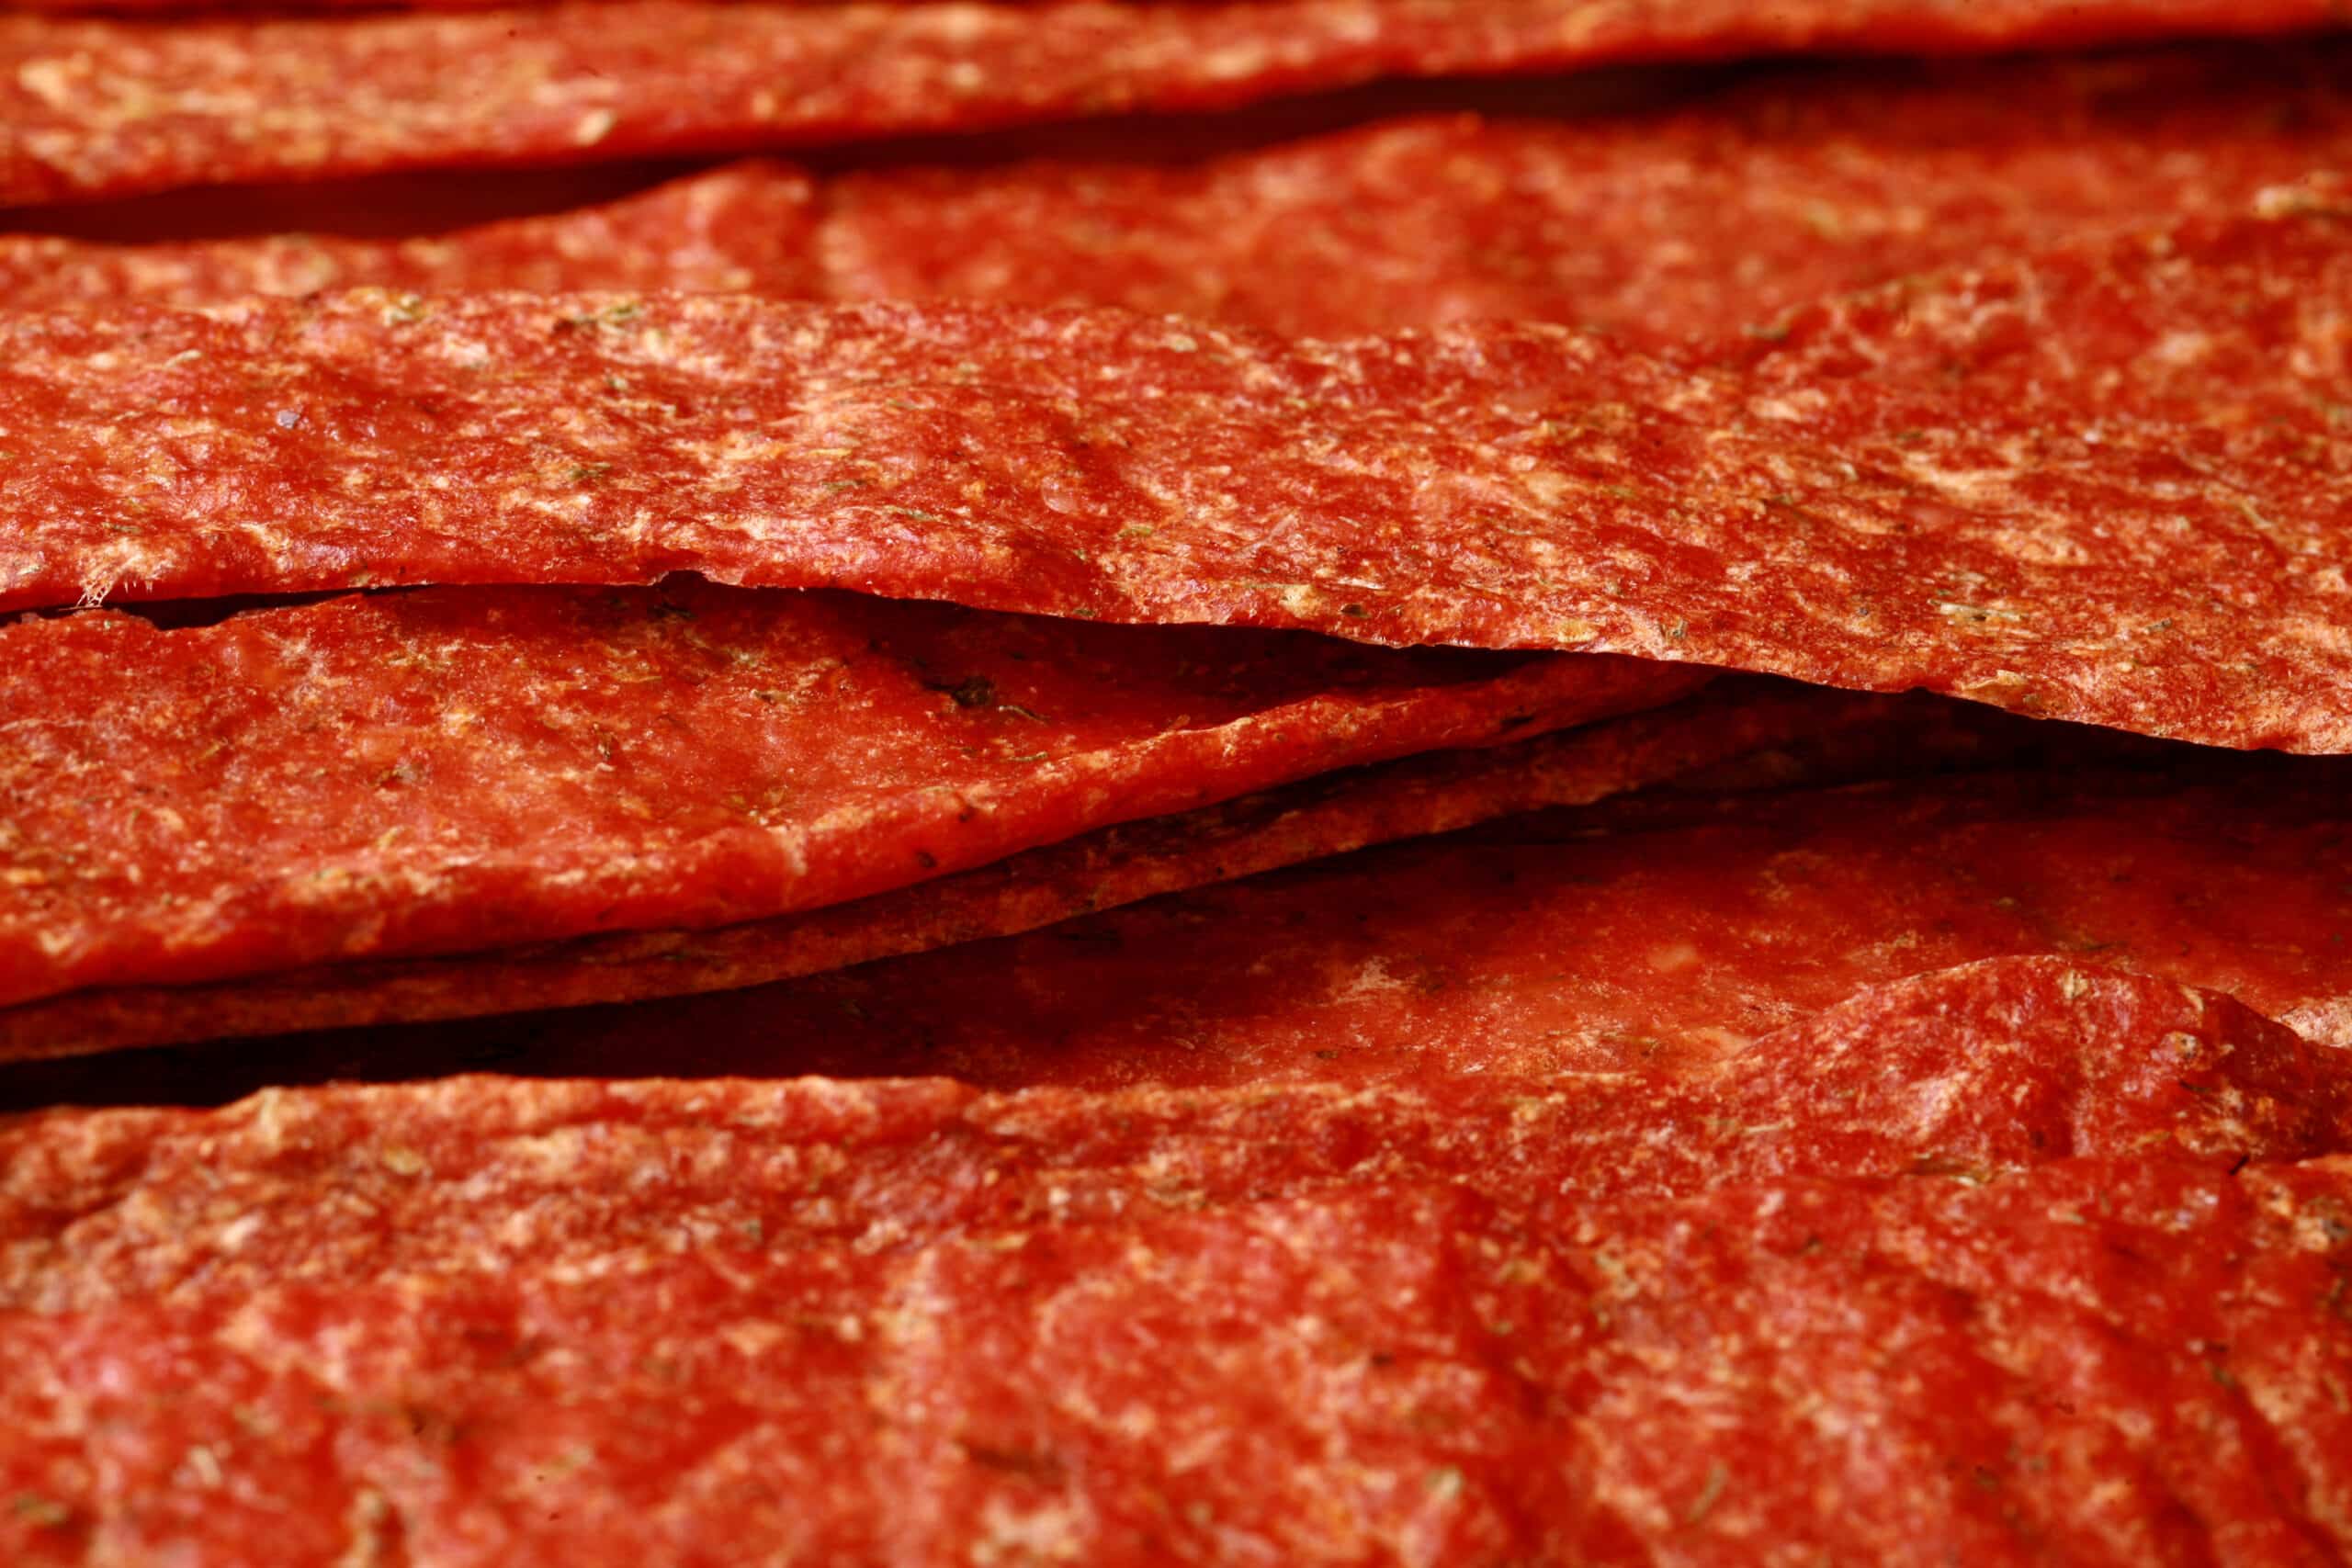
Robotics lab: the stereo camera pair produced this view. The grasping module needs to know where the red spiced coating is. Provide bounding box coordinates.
[0,161,820,304]
[11,48,2348,351]
[824,47,2352,344]
[195,758,2342,1097]
[0,581,1679,1010]
[0,207,2342,747]
[1,0,2336,207]
[4,204,2347,747]
[11,48,2348,348]
[0,670,1871,1065]
[1,1064,2347,1562]
[6,955,2346,1312]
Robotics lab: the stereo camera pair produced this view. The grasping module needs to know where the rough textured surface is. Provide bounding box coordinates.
[0,674,1958,1065]
[0,581,1684,1011]
[5,200,2349,747]
[1,1061,2348,1562]
[6,957,2348,1311]
[39,757,2324,1102]
[2,0,2337,207]
[14,48,2349,346]
[0,161,820,304]
[822,46,2352,344]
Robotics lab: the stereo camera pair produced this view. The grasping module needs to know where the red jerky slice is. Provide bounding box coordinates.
[826,46,2352,344]
[12,47,2346,345]
[0,674,1900,1065]
[0,580,1686,1011]
[194,757,2338,1098]
[1,1,2333,208]
[7,201,2347,746]
[1,1149,2346,1562]
[6,955,2346,1312]
[0,161,820,305]
[13,48,2346,349]
[9,202,2342,747]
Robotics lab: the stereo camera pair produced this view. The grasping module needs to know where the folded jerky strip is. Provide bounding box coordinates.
[6,958,2350,1314]
[0,581,1690,1018]
[0,677,1961,1067]
[14,46,2351,345]
[1,1079,2347,1560]
[3,0,2332,208]
[8,202,2345,747]
[0,161,821,304]
[38,748,2318,1106]
[823,46,2352,344]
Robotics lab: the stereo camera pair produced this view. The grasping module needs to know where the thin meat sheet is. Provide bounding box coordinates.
[0,581,1689,1012]
[1,1036,2347,1562]
[4,202,2346,747]
[12,49,2349,346]
[2,0,2332,206]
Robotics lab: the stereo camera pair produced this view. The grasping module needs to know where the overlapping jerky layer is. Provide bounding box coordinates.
[97,757,2324,1100]
[0,161,819,303]
[6,957,2348,1313]
[826,48,2352,343]
[0,580,1686,1011]
[8,201,2348,745]
[2,0,2332,207]
[0,676,1928,1065]
[2,1111,2347,1559]
[16,48,2349,343]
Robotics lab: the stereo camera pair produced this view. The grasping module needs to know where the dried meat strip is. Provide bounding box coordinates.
[0,580,1689,1013]
[0,674,1899,1065]
[2,0,2334,208]
[6,201,2348,747]
[98,755,2326,1101]
[13,48,2348,345]
[0,160,820,305]
[0,1133,2346,1561]
[823,45,2352,344]
[6,955,2346,1314]
[12,48,2346,349]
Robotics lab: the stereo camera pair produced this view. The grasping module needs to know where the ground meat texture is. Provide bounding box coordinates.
[13,47,2349,349]
[2,201,2347,747]
[0,0,2335,206]
[0,581,1689,1011]
[0,161,820,303]
[0,1122,2345,1562]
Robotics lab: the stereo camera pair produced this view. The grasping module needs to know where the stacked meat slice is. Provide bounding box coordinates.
[1,4,2348,1563]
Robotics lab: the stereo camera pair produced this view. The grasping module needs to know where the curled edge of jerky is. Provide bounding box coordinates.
[0,675,1876,1066]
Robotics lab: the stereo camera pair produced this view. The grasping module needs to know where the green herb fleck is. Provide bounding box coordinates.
[1683,1461,1730,1526]
[11,1494,71,1528]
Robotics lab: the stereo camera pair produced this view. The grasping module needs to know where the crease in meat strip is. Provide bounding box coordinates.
[10,47,2349,347]
[3,198,2343,748]
[0,160,821,302]
[1,0,2335,206]
[5,956,2347,1312]
[0,579,1694,1013]
[39,750,2322,1103]
[1,989,2347,1561]
[0,676,1963,1065]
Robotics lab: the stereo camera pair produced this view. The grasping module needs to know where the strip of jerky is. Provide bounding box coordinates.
[0,677,2025,1065]
[2,0,2332,207]
[0,579,1692,1012]
[12,47,2346,343]
[0,1138,2346,1560]
[823,45,2352,344]
[6,954,2348,1310]
[6,201,2345,745]
[0,160,820,304]
[78,752,2324,1101]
